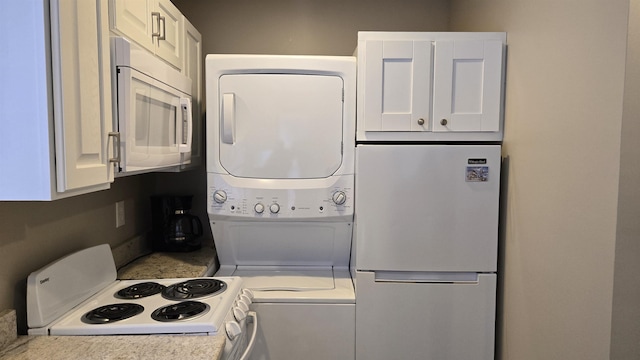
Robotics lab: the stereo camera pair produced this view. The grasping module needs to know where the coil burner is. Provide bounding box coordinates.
[161,278,227,300]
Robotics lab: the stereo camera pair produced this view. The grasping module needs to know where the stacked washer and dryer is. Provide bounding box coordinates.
[205,55,357,360]
[206,31,505,360]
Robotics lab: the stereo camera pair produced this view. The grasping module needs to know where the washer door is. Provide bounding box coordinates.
[218,74,344,179]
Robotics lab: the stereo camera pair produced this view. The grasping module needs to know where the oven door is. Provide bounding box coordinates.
[116,66,192,174]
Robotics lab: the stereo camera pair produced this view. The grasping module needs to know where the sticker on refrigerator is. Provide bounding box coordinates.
[466,166,489,182]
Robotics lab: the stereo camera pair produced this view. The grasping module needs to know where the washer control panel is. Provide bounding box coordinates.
[208,175,353,219]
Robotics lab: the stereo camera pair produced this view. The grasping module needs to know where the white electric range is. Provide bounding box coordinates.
[26,244,257,360]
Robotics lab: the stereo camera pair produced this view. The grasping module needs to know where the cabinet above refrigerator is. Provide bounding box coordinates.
[356,31,506,142]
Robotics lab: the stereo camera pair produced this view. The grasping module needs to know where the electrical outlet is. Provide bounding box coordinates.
[116,201,126,228]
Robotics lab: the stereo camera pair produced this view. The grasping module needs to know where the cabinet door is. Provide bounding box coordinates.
[110,0,155,53]
[183,19,202,167]
[362,40,431,132]
[154,0,183,70]
[51,0,114,191]
[433,40,503,132]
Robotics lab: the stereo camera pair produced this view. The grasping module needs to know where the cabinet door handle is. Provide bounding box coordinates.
[158,16,166,41]
[108,132,121,164]
[151,12,161,39]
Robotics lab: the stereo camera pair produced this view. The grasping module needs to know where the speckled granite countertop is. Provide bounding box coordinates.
[0,245,224,360]
[0,334,225,360]
[117,245,217,279]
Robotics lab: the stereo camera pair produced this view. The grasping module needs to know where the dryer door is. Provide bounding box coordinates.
[218,74,344,179]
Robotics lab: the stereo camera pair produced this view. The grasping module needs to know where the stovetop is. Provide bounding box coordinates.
[26,244,250,337]
[48,277,244,336]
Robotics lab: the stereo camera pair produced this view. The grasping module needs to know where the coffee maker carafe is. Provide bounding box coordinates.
[150,195,203,252]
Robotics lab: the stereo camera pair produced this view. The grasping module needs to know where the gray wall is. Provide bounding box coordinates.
[0,174,157,333]
[172,0,451,56]
[451,0,630,359]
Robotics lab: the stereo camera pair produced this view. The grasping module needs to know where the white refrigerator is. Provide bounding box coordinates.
[354,144,500,360]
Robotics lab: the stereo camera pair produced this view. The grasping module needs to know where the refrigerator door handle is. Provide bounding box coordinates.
[373,271,479,284]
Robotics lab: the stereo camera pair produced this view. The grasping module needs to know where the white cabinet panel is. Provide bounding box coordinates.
[362,40,432,132]
[0,0,113,200]
[110,0,183,71]
[53,0,114,191]
[433,39,504,132]
[356,32,506,142]
[110,0,154,52]
[154,0,182,70]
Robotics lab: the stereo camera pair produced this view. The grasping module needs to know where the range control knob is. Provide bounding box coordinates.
[235,299,250,312]
[225,320,242,340]
[270,203,280,214]
[239,293,253,305]
[233,307,247,322]
[332,191,347,205]
[254,203,265,214]
[242,289,255,300]
[213,190,227,204]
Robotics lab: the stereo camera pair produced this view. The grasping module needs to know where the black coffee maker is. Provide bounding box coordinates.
[150,195,203,252]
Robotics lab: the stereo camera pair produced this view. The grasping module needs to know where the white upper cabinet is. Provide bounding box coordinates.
[357,32,506,142]
[110,0,183,71]
[0,0,114,201]
[362,40,432,132]
[432,39,504,133]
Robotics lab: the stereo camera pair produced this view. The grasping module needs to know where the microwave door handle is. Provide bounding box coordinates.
[179,98,192,153]
[221,93,235,144]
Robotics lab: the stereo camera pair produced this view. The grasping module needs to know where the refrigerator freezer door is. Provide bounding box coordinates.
[355,144,500,272]
[355,270,496,360]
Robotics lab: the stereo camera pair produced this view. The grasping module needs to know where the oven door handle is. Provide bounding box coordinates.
[239,311,257,360]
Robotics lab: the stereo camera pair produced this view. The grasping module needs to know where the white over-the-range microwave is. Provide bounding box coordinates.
[110,36,193,175]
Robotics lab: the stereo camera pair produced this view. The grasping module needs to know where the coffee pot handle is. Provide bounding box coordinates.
[191,216,203,237]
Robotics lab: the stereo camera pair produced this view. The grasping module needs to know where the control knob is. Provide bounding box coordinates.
[332,191,347,205]
[270,203,280,214]
[254,203,265,214]
[213,190,227,204]
[225,320,242,340]
[233,306,247,322]
[235,299,250,312]
[242,289,255,300]
[239,293,253,305]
